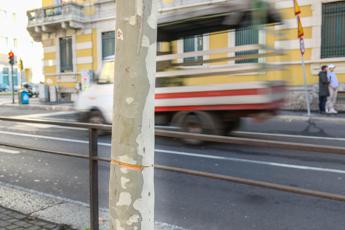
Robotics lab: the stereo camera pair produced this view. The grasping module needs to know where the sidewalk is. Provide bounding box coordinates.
[0,182,187,230]
[0,205,73,230]
[277,110,345,123]
[0,98,73,112]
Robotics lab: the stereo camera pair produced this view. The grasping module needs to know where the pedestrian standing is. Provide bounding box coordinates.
[326,64,339,114]
[318,65,329,113]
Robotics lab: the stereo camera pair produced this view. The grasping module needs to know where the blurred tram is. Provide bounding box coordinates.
[75,0,287,143]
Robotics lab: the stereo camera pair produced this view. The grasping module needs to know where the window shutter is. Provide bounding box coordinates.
[321,2,345,58]
[102,31,115,60]
[59,37,73,72]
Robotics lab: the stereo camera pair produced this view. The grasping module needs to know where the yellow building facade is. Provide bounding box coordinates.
[28,0,114,101]
[27,0,345,102]
[272,0,345,87]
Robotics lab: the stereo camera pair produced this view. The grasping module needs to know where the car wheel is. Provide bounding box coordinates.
[88,110,107,135]
[172,111,223,145]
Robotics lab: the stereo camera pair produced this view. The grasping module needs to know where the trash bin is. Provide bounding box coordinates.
[21,90,29,104]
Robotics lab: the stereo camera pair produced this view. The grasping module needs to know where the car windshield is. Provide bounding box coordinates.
[98,61,114,84]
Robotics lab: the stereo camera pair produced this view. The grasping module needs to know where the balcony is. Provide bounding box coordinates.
[27,3,85,42]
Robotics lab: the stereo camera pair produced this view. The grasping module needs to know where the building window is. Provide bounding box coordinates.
[102,31,115,60]
[4,37,8,48]
[2,68,9,86]
[12,69,18,86]
[13,38,18,49]
[0,10,7,20]
[12,13,16,23]
[183,35,203,63]
[0,68,17,87]
[235,26,259,64]
[321,1,345,58]
[0,36,5,48]
[59,37,73,73]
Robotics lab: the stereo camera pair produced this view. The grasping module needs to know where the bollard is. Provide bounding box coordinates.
[89,128,99,230]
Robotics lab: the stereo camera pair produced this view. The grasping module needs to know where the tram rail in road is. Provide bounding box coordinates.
[232,130,345,142]
[0,116,344,230]
[8,111,345,143]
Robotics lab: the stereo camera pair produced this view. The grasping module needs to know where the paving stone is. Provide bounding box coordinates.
[26,227,41,230]
[0,205,74,230]
[12,213,26,219]
[6,224,19,230]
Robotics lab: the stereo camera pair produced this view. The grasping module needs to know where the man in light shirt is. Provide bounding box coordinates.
[326,64,339,114]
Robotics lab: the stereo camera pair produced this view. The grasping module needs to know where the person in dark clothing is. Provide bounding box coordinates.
[318,65,330,113]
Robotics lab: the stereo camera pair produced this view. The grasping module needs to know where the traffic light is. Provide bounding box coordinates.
[18,58,23,71]
[8,51,14,65]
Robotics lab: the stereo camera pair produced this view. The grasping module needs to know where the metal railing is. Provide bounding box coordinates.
[27,3,84,27]
[0,116,344,230]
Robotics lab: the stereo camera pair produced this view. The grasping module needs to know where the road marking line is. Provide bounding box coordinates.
[0,130,344,175]
[156,149,345,175]
[0,122,85,131]
[0,147,20,154]
[233,131,345,142]
[26,124,85,131]
[12,111,77,119]
[5,111,83,131]
[0,130,92,145]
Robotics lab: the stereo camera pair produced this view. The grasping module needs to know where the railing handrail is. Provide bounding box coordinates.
[27,2,84,22]
[0,116,112,131]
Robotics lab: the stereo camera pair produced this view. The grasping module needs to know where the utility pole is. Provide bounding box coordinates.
[10,64,14,104]
[18,59,23,89]
[293,0,311,116]
[109,0,157,229]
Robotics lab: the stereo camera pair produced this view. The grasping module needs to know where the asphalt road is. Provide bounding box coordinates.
[0,106,344,230]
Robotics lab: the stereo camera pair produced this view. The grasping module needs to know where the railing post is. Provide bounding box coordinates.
[89,128,99,230]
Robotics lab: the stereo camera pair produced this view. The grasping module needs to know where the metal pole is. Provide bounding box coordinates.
[11,64,14,104]
[89,128,99,230]
[19,70,22,90]
[301,55,311,116]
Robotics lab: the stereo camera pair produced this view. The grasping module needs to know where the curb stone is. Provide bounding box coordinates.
[276,114,345,123]
[0,103,74,112]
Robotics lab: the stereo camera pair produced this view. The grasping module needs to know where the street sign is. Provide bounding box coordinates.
[81,70,92,91]
[299,38,305,56]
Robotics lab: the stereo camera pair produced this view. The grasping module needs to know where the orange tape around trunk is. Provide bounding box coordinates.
[111,159,151,171]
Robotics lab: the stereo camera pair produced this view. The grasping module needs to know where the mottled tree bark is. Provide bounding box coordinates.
[109,0,157,229]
